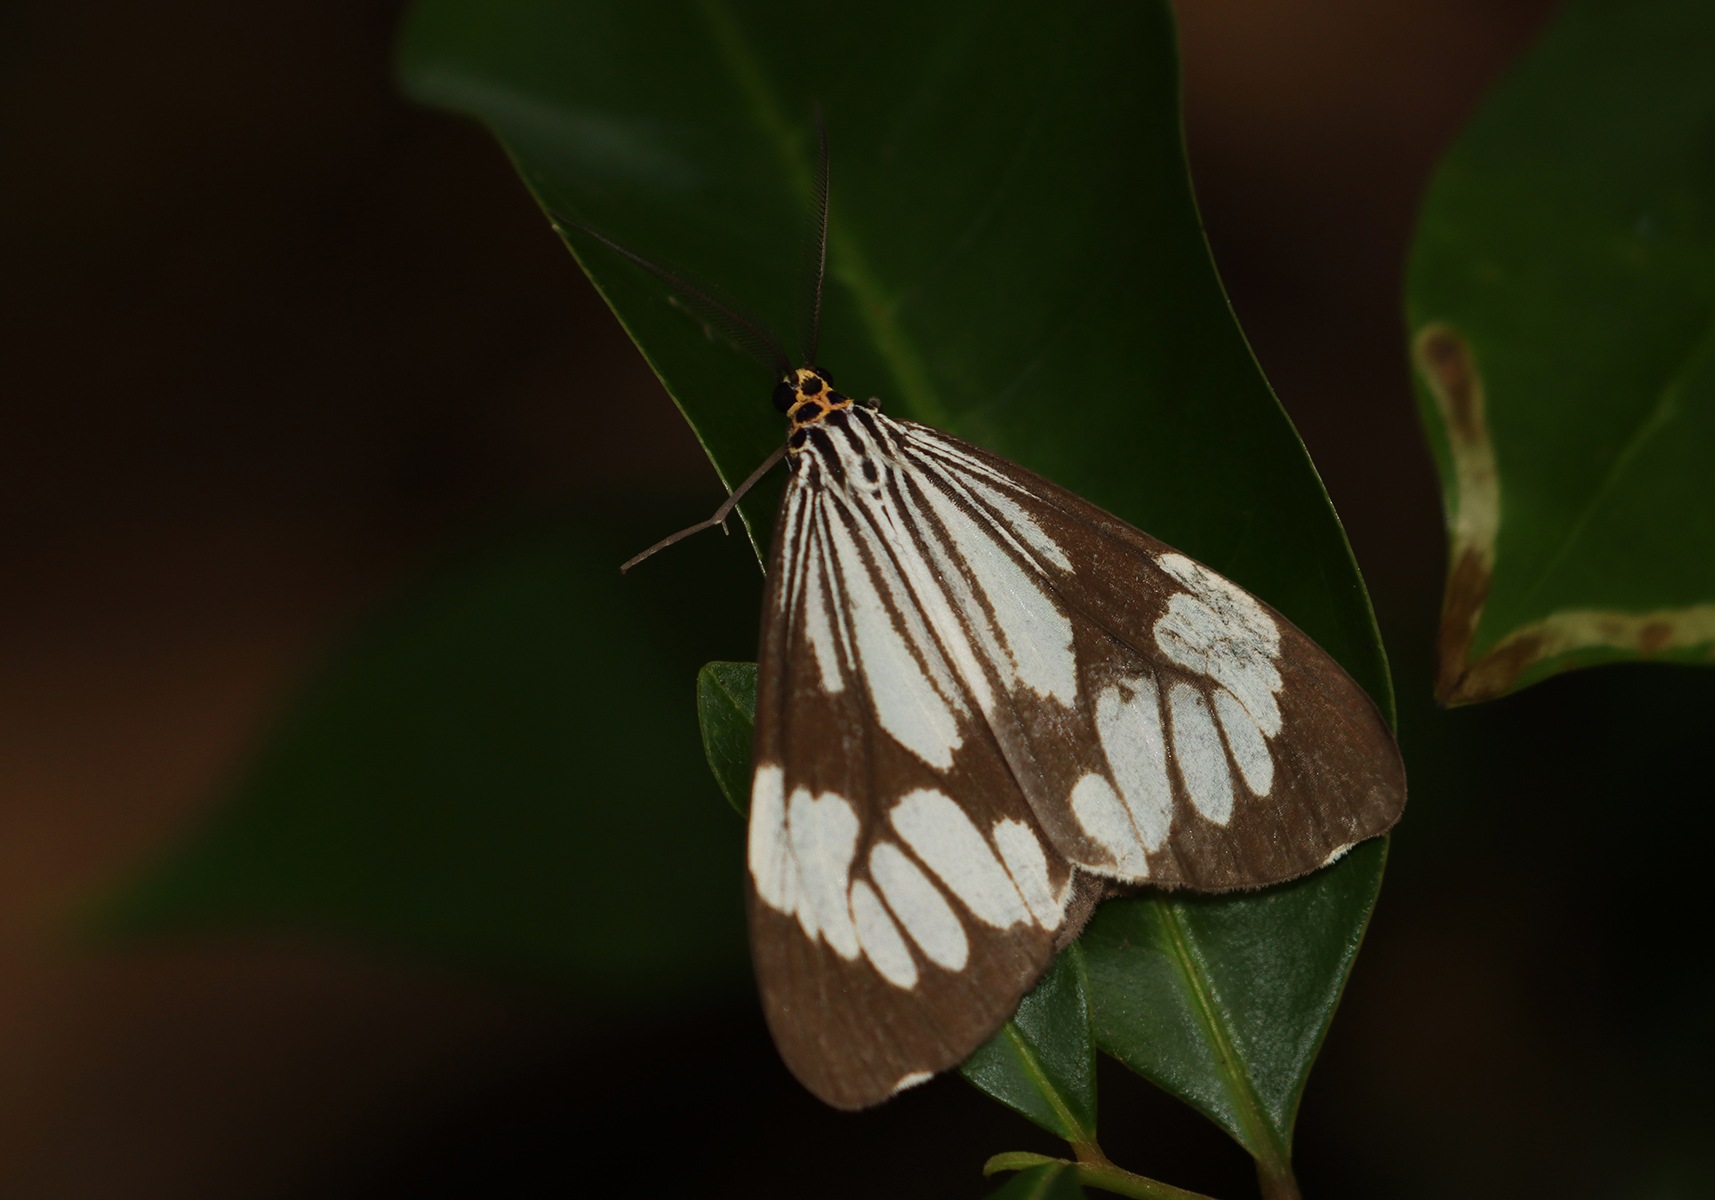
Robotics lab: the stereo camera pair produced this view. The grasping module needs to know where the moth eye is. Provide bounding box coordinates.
[773,381,797,413]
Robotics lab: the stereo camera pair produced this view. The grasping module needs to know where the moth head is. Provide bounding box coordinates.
[779,365,853,434]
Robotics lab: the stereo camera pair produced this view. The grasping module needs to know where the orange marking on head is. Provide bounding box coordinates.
[785,365,849,431]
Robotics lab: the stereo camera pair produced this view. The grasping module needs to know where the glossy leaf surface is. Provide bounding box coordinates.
[1084,841,1387,1174]
[960,944,1097,1145]
[697,660,758,815]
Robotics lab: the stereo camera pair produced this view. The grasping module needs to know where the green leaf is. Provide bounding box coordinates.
[986,1163,1086,1200]
[1083,840,1387,1182]
[696,661,758,815]
[96,514,761,1002]
[400,0,1397,1177]
[396,0,1392,703]
[1408,0,1715,704]
[961,943,1097,1146]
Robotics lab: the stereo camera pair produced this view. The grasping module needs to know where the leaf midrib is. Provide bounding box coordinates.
[695,0,947,429]
[1000,1021,1094,1145]
[1158,900,1287,1173]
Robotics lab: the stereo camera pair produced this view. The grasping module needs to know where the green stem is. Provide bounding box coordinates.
[985,1152,1220,1200]
[1255,1162,1302,1200]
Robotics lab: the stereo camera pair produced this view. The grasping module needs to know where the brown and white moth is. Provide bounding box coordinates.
[584,126,1406,1113]
[744,378,1405,1109]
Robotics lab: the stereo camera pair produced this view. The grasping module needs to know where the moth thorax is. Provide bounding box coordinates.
[775,365,846,434]
[776,366,882,457]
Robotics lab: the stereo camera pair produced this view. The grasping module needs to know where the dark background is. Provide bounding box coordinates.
[7,1,1709,1196]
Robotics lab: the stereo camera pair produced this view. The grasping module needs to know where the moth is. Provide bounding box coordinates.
[572,125,1406,1112]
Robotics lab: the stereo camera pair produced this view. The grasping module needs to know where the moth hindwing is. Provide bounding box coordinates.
[746,374,1405,1109]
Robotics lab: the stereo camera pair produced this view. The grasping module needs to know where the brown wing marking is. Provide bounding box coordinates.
[747,476,1080,1110]
[894,419,1406,892]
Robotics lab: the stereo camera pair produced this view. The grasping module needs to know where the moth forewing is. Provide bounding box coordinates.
[892,420,1406,890]
[742,398,1405,1109]
[748,439,1074,1109]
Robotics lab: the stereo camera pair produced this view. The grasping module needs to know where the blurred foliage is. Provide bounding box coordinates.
[101,513,763,1004]
[1408,0,1715,704]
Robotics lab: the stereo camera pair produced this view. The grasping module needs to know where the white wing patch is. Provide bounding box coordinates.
[821,504,964,770]
[956,474,1073,571]
[850,880,917,989]
[1158,554,1279,649]
[991,818,1065,930]
[1094,677,1173,852]
[891,491,1003,715]
[747,768,863,960]
[784,415,1079,778]
[750,769,1071,991]
[870,842,969,970]
[748,766,795,912]
[1070,773,1149,876]
[891,789,1032,930]
[1213,688,1274,795]
[1321,841,1356,867]
[1156,552,1283,736]
[890,1070,934,1096]
[786,787,863,957]
[796,499,844,692]
[1064,552,1288,880]
[914,478,1078,706]
[1167,682,1235,825]
[902,434,1078,706]
[1154,554,1285,801]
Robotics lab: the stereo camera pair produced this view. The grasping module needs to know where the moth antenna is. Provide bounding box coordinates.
[802,105,832,367]
[619,444,788,573]
[550,211,793,379]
